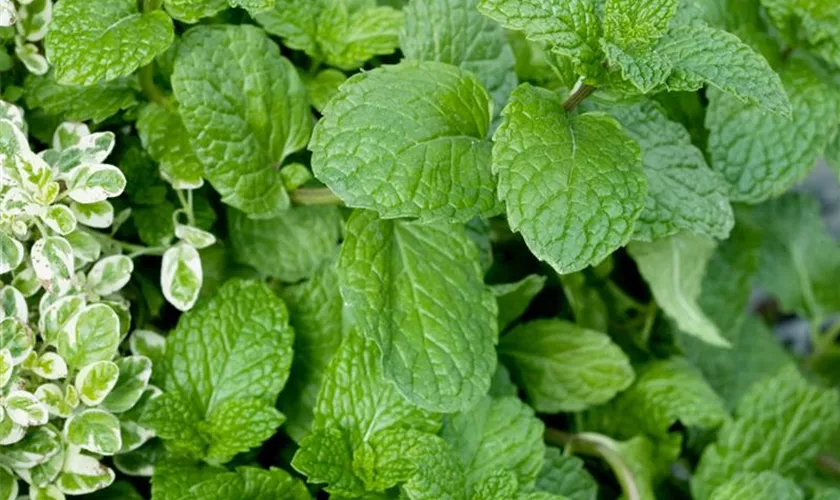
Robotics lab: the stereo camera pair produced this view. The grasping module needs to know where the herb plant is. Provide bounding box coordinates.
[0,0,839,498]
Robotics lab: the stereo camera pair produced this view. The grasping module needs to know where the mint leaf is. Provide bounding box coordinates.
[163,0,226,22]
[492,275,546,331]
[277,261,344,442]
[499,319,634,412]
[311,61,498,223]
[442,395,545,489]
[151,461,223,500]
[708,471,804,500]
[535,447,598,500]
[705,55,840,203]
[749,193,840,320]
[24,74,137,123]
[45,0,174,85]
[761,0,840,68]
[692,366,840,499]
[656,22,790,116]
[629,232,729,347]
[172,25,312,218]
[255,0,403,70]
[401,0,517,114]
[607,100,733,242]
[305,69,347,113]
[185,467,311,500]
[477,0,602,76]
[493,84,646,274]
[338,209,497,412]
[228,206,342,283]
[144,280,294,464]
[136,102,203,190]
[603,0,677,51]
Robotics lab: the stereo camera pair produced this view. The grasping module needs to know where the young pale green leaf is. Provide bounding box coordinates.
[401,0,517,114]
[136,102,204,190]
[441,395,545,489]
[338,210,497,412]
[228,206,342,283]
[535,448,598,500]
[70,201,114,229]
[278,261,344,442]
[50,130,116,173]
[499,319,634,412]
[55,448,115,495]
[59,303,120,368]
[30,351,68,380]
[160,243,202,312]
[35,383,72,418]
[74,361,120,407]
[692,366,840,499]
[493,84,646,274]
[0,233,24,275]
[86,255,133,296]
[607,100,733,241]
[0,317,34,364]
[143,280,294,463]
[708,471,803,500]
[42,205,77,236]
[39,294,85,348]
[6,390,48,426]
[491,274,547,331]
[24,75,138,124]
[30,236,74,295]
[64,164,126,204]
[0,424,61,469]
[749,193,840,320]
[311,61,498,223]
[761,0,840,68]
[53,122,90,150]
[65,231,102,265]
[656,22,790,116]
[174,225,215,250]
[45,0,174,85]
[172,24,311,218]
[705,55,840,203]
[603,0,677,51]
[477,0,602,76]
[581,358,728,440]
[629,232,728,347]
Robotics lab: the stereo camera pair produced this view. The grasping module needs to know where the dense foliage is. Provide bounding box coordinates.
[0,0,839,498]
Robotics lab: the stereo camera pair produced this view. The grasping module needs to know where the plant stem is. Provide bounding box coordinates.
[127,246,167,259]
[563,83,595,113]
[139,63,167,105]
[546,429,641,500]
[289,187,343,206]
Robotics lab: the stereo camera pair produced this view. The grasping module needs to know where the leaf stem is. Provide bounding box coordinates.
[139,63,167,105]
[289,187,343,206]
[563,82,595,113]
[546,429,641,500]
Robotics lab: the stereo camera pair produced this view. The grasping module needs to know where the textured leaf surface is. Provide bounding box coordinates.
[499,319,634,412]
[692,366,840,499]
[45,0,174,85]
[493,84,646,274]
[608,100,733,241]
[535,448,598,500]
[311,61,498,223]
[401,0,517,114]
[708,471,803,500]
[185,467,310,500]
[228,206,342,283]
[173,25,312,218]
[761,0,840,68]
[338,210,496,412]
[164,0,226,23]
[629,232,728,347]
[24,75,137,123]
[705,55,840,203]
[603,0,677,50]
[136,103,203,189]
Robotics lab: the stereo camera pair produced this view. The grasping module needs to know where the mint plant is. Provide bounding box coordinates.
[1,0,840,498]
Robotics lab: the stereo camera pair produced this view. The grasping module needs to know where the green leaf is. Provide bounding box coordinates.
[59,303,120,368]
[172,24,311,218]
[228,206,342,283]
[441,395,545,489]
[629,232,729,347]
[278,261,344,442]
[692,366,840,499]
[292,428,363,496]
[581,358,728,440]
[163,0,226,22]
[202,398,286,465]
[603,0,677,51]
[749,193,840,320]
[136,102,204,190]
[185,467,311,500]
[24,74,138,123]
[65,409,122,455]
[606,100,733,241]
[656,22,790,116]
[86,255,133,296]
[401,0,517,114]
[492,84,646,274]
[134,202,175,247]
[160,243,202,312]
[338,210,497,412]
[0,232,23,274]
[45,0,174,85]
[491,274,546,331]
[144,280,294,463]
[255,0,403,70]
[75,360,120,406]
[761,0,840,68]
[311,61,498,223]
[535,447,598,500]
[499,319,634,412]
[477,0,602,76]
[305,69,347,113]
[100,356,152,413]
[708,471,804,500]
[30,236,74,295]
[705,55,840,203]
[0,424,61,469]
[151,460,223,500]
